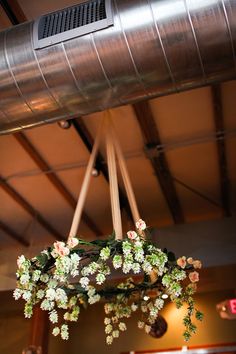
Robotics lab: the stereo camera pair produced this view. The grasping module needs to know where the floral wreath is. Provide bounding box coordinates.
[14,219,203,345]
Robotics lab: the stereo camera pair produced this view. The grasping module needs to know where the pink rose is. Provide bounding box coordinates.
[193,260,202,269]
[136,219,146,231]
[127,231,138,240]
[53,241,70,257]
[67,237,79,249]
[189,271,199,283]
[177,256,186,269]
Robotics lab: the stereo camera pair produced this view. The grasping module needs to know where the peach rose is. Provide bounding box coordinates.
[53,241,70,257]
[136,219,146,231]
[193,260,202,269]
[189,271,199,283]
[127,231,138,240]
[187,257,194,264]
[67,237,79,249]
[177,256,187,269]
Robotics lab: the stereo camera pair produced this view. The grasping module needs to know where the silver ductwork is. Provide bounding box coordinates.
[0,0,235,134]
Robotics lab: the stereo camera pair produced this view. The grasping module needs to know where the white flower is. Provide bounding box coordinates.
[145,324,151,334]
[122,241,132,256]
[142,260,153,274]
[122,262,132,274]
[22,291,32,301]
[112,330,119,338]
[104,317,111,325]
[106,335,113,345]
[132,263,141,274]
[112,255,122,269]
[131,303,138,312]
[119,322,127,331]
[79,277,90,288]
[48,279,58,289]
[100,247,111,261]
[138,321,145,329]
[41,299,54,311]
[17,255,26,269]
[55,288,68,304]
[36,290,45,299]
[96,273,106,285]
[88,294,101,304]
[154,298,164,310]
[13,288,22,300]
[105,324,113,334]
[49,310,58,323]
[61,324,69,340]
[32,270,41,282]
[46,288,56,301]
[52,327,60,336]
[20,274,30,285]
[40,274,49,283]
[136,219,146,231]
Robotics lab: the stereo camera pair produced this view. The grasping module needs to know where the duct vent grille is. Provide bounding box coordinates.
[33,0,113,49]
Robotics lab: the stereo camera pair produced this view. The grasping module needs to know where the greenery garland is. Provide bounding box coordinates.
[14,219,203,345]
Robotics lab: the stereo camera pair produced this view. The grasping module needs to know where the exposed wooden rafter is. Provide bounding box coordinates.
[211,84,231,217]
[71,118,133,222]
[0,219,29,247]
[14,132,102,236]
[0,175,64,240]
[133,101,184,224]
[0,0,26,24]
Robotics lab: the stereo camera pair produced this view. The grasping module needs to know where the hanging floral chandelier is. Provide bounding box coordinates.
[13,114,203,345]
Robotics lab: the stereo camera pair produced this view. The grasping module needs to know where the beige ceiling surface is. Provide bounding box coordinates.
[0,81,236,251]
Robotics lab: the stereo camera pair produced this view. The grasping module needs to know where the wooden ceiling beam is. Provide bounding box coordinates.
[0,219,29,247]
[14,132,102,236]
[0,0,26,25]
[0,175,64,240]
[211,84,231,217]
[133,101,184,224]
[71,118,134,223]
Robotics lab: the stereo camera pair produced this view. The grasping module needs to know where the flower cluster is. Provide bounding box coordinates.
[13,219,203,344]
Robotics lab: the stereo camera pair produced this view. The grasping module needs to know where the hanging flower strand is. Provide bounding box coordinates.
[13,219,203,344]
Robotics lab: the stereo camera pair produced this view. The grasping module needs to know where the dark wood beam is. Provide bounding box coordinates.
[71,118,133,222]
[0,175,64,240]
[0,220,29,247]
[133,101,184,224]
[0,0,26,25]
[211,84,231,217]
[28,306,49,354]
[14,132,102,236]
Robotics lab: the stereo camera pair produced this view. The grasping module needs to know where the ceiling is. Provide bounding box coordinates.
[0,0,236,290]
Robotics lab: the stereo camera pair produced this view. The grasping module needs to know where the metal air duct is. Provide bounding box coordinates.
[0,0,235,134]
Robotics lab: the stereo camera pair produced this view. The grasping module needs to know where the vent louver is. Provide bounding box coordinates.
[33,0,113,49]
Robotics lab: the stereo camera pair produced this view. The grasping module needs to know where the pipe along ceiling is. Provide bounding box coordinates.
[0,0,235,134]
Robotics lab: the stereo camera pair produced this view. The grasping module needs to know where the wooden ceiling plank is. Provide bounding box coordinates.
[14,132,102,236]
[0,175,64,240]
[0,219,29,247]
[71,118,134,223]
[0,0,26,25]
[211,84,231,217]
[133,101,185,224]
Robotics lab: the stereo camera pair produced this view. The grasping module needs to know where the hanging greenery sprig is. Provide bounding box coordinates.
[13,219,203,344]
